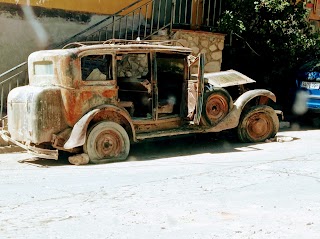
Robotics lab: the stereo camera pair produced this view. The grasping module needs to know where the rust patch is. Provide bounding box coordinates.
[205,94,228,122]
[81,91,93,100]
[259,96,269,105]
[102,90,117,98]
[90,107,135,142]
[63,91,80,126]
[93,111,122,124]
[5,41,280,163]
[62,88,117,126]
[93,129,123,157]
[245,112,273,140]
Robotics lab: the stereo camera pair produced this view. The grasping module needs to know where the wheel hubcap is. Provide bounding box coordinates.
[206,94,228,122]
[247,113,271,139]
[96,130,122,158]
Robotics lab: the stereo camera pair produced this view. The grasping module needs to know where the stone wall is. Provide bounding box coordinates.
[117,54,149,78]
[172,30,225,73]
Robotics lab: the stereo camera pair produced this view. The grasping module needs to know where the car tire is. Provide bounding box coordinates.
[84,121,130,164]
[237,105,279,143]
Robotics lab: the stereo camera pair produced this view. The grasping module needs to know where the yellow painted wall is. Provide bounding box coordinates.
[0,0,136,15]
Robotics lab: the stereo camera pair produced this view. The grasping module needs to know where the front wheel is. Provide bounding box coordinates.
[84,121,130,164]
[237,105,279,143]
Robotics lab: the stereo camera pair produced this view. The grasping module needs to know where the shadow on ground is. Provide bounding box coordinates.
[13,111,320,167]
[17,129,300,168]
[284,111,320,129]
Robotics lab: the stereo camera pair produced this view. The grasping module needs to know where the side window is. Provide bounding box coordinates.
[81,54,113,81]
[117,53,149,78]
[117,53,151,118]
[157,54,185,76]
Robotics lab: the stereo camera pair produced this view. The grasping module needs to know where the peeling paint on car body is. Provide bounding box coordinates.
[1,41,279,161]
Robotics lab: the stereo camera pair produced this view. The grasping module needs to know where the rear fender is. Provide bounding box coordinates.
[64,105,135,150]
[207,89,276,132]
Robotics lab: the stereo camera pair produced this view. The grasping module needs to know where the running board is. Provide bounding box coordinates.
[136,128,202,140]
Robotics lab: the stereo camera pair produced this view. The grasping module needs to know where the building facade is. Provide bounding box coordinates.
[0,0,225,73]
[0,0,136,72]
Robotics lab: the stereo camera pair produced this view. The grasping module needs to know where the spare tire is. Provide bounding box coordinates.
[202,88,233,126]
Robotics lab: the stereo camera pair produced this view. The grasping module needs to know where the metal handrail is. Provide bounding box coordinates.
[0,0,153,120]
[0,62,27,80]
[82,0,173,42]
[53,0,146,48]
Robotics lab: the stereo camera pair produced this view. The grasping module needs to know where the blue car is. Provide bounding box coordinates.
[296,60,320,112]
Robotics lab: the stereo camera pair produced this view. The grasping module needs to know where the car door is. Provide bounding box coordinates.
[186,53,205,125]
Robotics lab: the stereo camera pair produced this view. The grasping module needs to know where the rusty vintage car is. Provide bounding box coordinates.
[1,40,280,164]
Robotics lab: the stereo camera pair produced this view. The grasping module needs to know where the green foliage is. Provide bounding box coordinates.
[218,0,320,108]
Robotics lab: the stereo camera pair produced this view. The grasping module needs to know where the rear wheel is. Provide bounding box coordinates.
[237,105,279,143]
[84,121,130,164]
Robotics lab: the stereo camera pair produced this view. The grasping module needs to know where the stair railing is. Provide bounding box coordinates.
[0,0,224,120]
[54,0,148,48]
[81,0,174,42]
[173,0,223,31]
[0,62,28,119]
[0,0,158,120]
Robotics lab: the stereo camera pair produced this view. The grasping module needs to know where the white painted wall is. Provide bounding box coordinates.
[0,13,107,73]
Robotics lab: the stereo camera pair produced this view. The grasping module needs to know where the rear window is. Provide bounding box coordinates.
[34,61,54,75]
[81,54,113,81]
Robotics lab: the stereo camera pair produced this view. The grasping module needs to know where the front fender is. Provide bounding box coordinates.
[207,89,276,132]
[234,89,276,111]
[64,105,135,150]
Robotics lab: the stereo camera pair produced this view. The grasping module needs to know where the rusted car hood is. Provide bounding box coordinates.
[193,70,255,87]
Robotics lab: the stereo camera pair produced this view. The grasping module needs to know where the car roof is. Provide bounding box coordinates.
[29,40,192,60]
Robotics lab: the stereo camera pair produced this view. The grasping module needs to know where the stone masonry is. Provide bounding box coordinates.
[172,30,225,73]
[117,54,149,78]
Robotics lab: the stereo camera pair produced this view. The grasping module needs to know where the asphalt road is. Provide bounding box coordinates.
[0,124,320,239]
